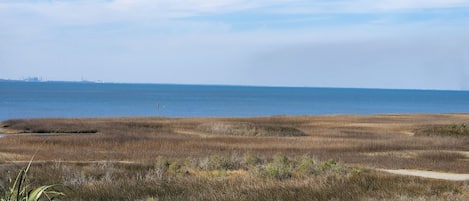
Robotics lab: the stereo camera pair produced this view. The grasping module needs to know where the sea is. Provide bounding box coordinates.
[1,81,469,121]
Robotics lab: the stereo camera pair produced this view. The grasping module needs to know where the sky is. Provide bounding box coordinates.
[1,0,469,90]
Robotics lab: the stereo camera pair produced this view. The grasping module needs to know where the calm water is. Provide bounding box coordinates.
[1,81,469,120]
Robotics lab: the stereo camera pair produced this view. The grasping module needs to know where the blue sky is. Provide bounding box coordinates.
[1,0,469,90]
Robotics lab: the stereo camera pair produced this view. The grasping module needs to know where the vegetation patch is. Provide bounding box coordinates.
[4,154,465,201]
[251,154,350,180]
[417,151,466,162]
[196,122,307,137]
[414,124,469,137]
[124,122,163,129]
[2,119,98,134]
[1,159,64,201]
[2,114,469,200]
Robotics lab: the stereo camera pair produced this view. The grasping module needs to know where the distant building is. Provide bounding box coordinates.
[24,77,42,82]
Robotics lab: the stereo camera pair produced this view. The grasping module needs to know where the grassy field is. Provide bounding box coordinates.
[1,114,469,200]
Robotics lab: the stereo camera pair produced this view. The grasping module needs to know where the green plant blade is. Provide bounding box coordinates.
[27,185,52,201]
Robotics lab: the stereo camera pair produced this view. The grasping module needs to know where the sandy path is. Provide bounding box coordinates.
[379,169,469,181]
[174,129,213,138]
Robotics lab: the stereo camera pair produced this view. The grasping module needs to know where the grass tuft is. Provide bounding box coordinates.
[0,157,64,201]
[415,123,469,137]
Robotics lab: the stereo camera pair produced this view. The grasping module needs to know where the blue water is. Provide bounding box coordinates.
[1,81,469,120]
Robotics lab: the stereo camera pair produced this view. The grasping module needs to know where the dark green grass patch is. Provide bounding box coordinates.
[415,124,469,137]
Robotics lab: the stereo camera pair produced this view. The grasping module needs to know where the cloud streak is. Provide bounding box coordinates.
[2,0,469,23]
[1,0,469,90]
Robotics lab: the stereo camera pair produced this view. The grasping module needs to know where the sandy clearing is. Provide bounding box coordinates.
[174,129,213,138]
[0,152,27,161]
[379,169,469,181]
[364,150,469,159]
[399,131,415,136]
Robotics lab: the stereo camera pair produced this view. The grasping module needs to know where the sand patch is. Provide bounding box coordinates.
[174,129,214,138]
[363,150,469,161]
[400,131,415,136]
[379,169,469,181]
[0,128,7,137]
[0,152,28,162]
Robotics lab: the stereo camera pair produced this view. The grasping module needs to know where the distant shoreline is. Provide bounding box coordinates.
[1,112,469,122]
[1,78,467,92]
[0,78,102,84]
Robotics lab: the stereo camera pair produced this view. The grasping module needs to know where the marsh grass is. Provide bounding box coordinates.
[417,151,467,162]
[2,119,98,134]
[196,122,307,137]
[415,123,469,137]
[2,155,467,201]
[1,114,469,200]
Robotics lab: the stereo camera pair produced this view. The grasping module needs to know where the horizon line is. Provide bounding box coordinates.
[1,77,467,92]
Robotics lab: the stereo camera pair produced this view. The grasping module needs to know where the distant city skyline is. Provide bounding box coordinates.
[1,0,469,90]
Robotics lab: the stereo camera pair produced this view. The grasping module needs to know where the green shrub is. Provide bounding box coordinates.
[256,153,293,180]
[318,159,336,171]
[155,156,170,171]
[265,163,292,180]
[199,155,240,170]
[168,162,181,174]
[201,155,222,170]
[416,124,469,137]
[250,155,350,180]
[318,159,348,174]
[242,152,261,166]
[297,155,318,176]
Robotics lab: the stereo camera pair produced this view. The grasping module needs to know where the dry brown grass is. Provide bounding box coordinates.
[1,114,469,200]
[196,121,306,137]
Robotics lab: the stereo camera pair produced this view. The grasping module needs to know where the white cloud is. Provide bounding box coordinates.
[0,0,267,23]
[263,0,469,14]
[107,0,469,13]
[1,0,469,89]
[2,0,468,24]
[350,0,469,14]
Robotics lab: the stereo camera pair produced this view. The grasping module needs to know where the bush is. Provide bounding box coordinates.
[242,152,261,167]
[250,154,351,180]
[168,162,181,174]
[155,156,172,171]
[254,153,293,180]
[415,124,469,137]
[297,155,318,176]
[199,155,240,171]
